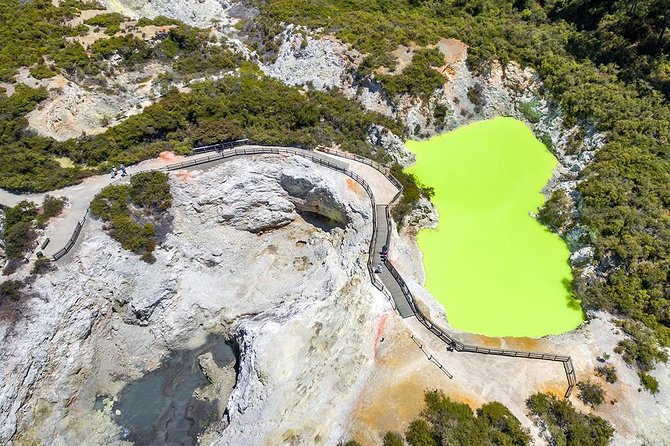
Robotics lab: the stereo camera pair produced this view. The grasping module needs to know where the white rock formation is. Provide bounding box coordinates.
[261,26,354,91]
[0,155,387,445]
[98,0,237,28]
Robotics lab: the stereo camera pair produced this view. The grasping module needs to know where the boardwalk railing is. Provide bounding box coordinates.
[52,210,88,261]
[192,139,250,154]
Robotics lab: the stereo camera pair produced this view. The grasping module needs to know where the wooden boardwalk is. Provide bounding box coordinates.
[372,205,414,317]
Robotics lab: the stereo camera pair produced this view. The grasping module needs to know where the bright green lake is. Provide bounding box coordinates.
[406,117,583,338]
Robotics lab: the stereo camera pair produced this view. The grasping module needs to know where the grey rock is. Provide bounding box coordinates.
[367,124,415,167]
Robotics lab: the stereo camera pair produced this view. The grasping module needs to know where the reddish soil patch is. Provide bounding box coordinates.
[159,151,177,161]
[174,171,193,183]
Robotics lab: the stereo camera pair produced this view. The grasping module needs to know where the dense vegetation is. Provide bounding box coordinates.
[527,392,614,446]
[250,0,670,377]
[0,196,66,274]
[382,390,532,445]
[90,172,171,263]
[376,48,446,99]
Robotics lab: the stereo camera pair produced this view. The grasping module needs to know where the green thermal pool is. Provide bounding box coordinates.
[406,117,583,338]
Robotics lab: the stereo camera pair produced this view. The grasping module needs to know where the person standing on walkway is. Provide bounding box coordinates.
[111,166,117,178]
[120,164,127,177]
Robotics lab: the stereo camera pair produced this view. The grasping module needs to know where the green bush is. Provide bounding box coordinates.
[613,321,668,372]
[391,164,434,224]
[31,257,53,275]
[84,12,125,35]
[382,432,404,446]
[527,392,614,446]
[397,390,531,446]
[0,280,23,303]
[638,371,660,394]
[595,364,618,384]
[41,195,67,220]
[377,48,445,98]
[0,0,83,81]
[577,380,606,408]
[30,63,58,79]
[517,99,542,123]
[538,189,573,232]
[90,172,171,263]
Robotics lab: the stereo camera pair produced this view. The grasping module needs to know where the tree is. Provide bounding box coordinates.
[383,431,405,446]
[405,419,437,446]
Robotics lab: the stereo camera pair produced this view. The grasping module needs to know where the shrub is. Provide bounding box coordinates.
[90,172,171,262]
[37,195,67,227]
[517,99,542,123]
[391,164,434,225]
[129,172,172,212]
[638,372,660,394]
[31,257,52,275]
[3,219,37,259]
[84,12,125,35]
[527,392,614,446]
[382,432,404,446]
[613,321,668,372]
[377,48,445,98]
[30,63,57,79]
[595,364,618,384]
[0,280,23,303]
[538,189,573,232]
[577,380,606,408]
[401,390,530,446]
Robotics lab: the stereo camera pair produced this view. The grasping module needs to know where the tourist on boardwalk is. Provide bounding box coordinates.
[120,164,127,177]
[110,166,117,178]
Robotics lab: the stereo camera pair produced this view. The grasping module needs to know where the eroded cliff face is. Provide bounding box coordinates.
[0,155,386,445]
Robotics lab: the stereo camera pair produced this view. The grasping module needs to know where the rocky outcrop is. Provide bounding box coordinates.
[24,64,169,141]
[367,124,415,167]
[261,26,355,91]
[0,154,385,445]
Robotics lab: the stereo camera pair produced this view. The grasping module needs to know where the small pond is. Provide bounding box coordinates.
[111,334,236,445]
